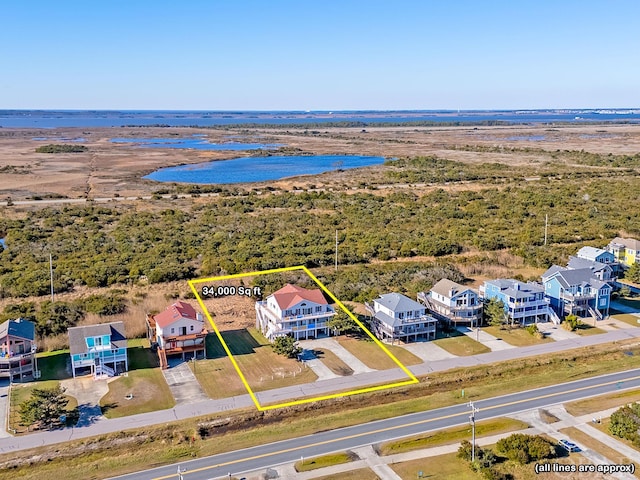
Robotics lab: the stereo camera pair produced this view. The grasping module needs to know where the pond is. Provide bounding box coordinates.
[144,155,385,184]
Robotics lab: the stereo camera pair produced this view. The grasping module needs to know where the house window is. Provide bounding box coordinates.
[315,306,322,312]
[190,325,194,331]
[171,328,175,334]
[94,337,102,346]
[398,312,404,319]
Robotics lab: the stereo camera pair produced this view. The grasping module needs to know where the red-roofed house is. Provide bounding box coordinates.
[255,284,336,341]
[146,301,207,368]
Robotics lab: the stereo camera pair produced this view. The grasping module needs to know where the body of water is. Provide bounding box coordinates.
[144,155,385,184]
[2,109,640,128]
[110,137,282,151]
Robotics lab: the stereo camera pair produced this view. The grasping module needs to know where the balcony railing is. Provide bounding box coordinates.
[560,291,596,301]
[283,311,334,322]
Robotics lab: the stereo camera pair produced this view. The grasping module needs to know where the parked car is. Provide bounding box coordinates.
[558,439,579,452]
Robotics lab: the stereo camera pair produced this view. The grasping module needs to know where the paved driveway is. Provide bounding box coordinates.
[299,338,375,374]
[456,326,516,351]
[536,322,580,341]
[298,350,339,381]
[60,376,110,427]
[0,379,10,437]
[401,341,456,362]
[163,360,209,404]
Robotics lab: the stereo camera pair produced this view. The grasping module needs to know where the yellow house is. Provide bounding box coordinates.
[608,237,640,268]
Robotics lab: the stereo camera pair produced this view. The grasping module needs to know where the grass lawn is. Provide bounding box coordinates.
[572,324,607,336]
[611,313,640,327]
[433,330,490,356]
[191,328,317,399]
[336,336,422,370]
[378,417,529,455]
[127,338,159,370]
[36,350,71,380]
[483,326,552,347]
[611,296,640,313]
[313,468,380,480]
[565,388,640,416]
[312,348,354,376]
[390,451,481,479]
[559,426,639,471]
[99,367,174,418]
[9,380,78,434]
[295,451,359,472]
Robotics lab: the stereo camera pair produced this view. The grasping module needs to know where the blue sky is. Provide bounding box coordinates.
[1,1,639,110]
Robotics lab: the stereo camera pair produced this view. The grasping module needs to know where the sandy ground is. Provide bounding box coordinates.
[0,124,639,201]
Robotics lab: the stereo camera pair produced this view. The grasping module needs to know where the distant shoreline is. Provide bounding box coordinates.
[2,109,640,129]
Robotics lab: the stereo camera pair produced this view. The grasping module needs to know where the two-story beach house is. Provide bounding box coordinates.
[542,266,611,320]
[575,246,620,277]
[608,237,640,269]
[480,279,552,325]
[68,321,128,378]
[0,318,36,381]
[417,279,483,327]
[255,284,335,341]
[566,256,615,283]
[146,301,207,368]
[366,293,437,343]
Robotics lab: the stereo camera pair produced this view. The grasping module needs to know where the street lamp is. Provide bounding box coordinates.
[468,402,480,462]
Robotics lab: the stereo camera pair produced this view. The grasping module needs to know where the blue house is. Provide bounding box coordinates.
[567,256,615,283]
[68,322,128,378]
[576,246,616,265]
[480,279,551,325]
[542,266,611,320]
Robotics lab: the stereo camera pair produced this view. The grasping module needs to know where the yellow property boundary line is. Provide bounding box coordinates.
[188,265,419,411]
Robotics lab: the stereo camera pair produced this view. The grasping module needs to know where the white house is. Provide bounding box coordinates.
[418,279,482,327]
[366,293,437,343]
[255,284,335,341]
[146,301,207,368]
[68,321,128,378]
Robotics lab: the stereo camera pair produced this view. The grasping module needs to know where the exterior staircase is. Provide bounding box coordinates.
[588,305,603,321]
[158,348,168,370]
[94,363,115,378]
[548,308,562,325]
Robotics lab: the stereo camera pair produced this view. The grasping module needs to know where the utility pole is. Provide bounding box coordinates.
[469,402,480,462]
[49,253,54,302]
[544,214,548,246]
[335,230,338,271]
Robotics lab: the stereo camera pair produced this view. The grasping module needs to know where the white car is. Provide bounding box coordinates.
[558,439,579,452]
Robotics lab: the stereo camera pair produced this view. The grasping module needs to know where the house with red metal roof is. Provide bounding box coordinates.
[255,284,335,341]
[146,301,207,368]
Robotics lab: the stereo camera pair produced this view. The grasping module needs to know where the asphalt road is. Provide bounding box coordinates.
[109,368,640,480]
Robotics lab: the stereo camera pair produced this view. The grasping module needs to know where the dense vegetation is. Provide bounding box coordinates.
[19,385,72,430]
[35,144,88,153]
[0,291,126,336]
[609,402,640,446]
[1,155,639,298]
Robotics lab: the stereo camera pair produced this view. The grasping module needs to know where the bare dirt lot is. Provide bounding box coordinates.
[1,124,639,201]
